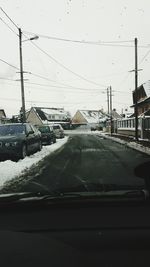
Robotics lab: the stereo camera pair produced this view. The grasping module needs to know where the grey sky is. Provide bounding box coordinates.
[0,0,150,116]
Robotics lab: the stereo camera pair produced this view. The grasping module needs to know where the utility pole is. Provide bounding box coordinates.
[19,28,26,123]
[107,87,110,114]
[135,37,138,141]
[110,86,113,135]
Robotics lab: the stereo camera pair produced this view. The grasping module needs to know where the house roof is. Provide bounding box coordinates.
[34,108,47,121]
[131,96,150,107]
[0,109,6,118]
[31,107,71,122]
[143,80,150,97]
[40,108,68,117]
[111,110,121,119]
[79,110,104,124]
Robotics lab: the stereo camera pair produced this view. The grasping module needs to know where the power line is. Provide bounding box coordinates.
[0,16,18,36]
[113,90,130,94]
[0,96,98,105]
[23,31,150,48]
[0,77,17,81]
[22,33,107,88]
[0,56,103,92]
[0,7,19,29]
[29,73,105,91]
[0,76,131,95]
[0,57,106,91]
[0,58,19,70]
[24,81,101,92]
[29,72,102,90]
[139,49,150,65]
[0,76,102,92]
[113,100,131,105]
[24,31,134,46]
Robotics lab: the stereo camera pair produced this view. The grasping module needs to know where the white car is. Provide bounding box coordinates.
[52,124,64,138]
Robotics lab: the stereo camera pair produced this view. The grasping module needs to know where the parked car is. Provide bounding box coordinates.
[52,124,64,138]
[91,126,96,131]
[38,125,56,145]
[0,123,42,160]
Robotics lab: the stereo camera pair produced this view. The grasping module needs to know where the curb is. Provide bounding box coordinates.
[97,133,150,156]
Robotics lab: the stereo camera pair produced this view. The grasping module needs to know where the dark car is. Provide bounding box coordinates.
[38,125,56,145]
[0,123,42,160]
[90,126,96,131]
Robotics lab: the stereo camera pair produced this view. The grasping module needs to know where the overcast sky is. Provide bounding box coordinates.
[0,0,150,117]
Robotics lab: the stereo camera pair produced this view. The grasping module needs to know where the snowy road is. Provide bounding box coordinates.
[1,133,150,194]
[0,137,69,190]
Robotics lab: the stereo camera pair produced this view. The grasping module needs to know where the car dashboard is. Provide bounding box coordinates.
[0,199,150,266]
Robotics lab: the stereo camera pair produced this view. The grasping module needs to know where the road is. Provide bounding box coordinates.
[2,133,150,193]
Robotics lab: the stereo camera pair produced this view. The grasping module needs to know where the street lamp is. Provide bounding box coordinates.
[19,28,39,122]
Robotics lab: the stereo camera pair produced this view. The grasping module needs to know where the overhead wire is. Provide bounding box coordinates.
[0,76,131,95]
[0,58,19,70]
[0,76,102,93]
[0,16,18,36]
[0,8,138,109]
[0,7,19,29]
[22,33,107,88]
[29,72,105,91]
[23,31,150,48]
[0,96,98,106]
[0,9,136,92]
[24,31,134,45]
[139,49,150,65]
[0,56,106,91]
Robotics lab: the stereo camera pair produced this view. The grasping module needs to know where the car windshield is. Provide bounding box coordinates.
[0,125,25,136]
[38,126,50,133]
[53,126,60,130]
[0,1,150,203]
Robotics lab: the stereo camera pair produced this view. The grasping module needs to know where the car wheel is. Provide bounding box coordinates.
[47,139,51,145]
[38,141,42,151]
[20,144,27,159]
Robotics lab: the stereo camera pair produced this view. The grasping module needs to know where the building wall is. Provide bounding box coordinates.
[72,111,87,124]
[47,114,65,121]
[138,103,150,115]
[26,110,43,126]
[0,110,5,118]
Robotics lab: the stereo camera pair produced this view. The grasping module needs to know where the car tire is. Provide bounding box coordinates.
[38,141,42,151]
[47,139,51,145]
[20,144,27,159]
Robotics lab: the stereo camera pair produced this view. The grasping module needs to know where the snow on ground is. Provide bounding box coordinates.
[0,137,69,188]
[99,132,150,156]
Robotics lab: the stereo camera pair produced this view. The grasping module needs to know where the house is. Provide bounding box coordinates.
[0,109,7,124]
[99,109,121,133]
[71,110,105,128]
[26,107,72,128]
[131,80,150,116]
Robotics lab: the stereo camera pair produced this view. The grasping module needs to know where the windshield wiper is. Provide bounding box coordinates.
[0,191,46,203]
[0,188,148,205]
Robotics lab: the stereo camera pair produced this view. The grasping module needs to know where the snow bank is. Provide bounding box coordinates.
[99,133,150,155]
[0,137,69,187]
